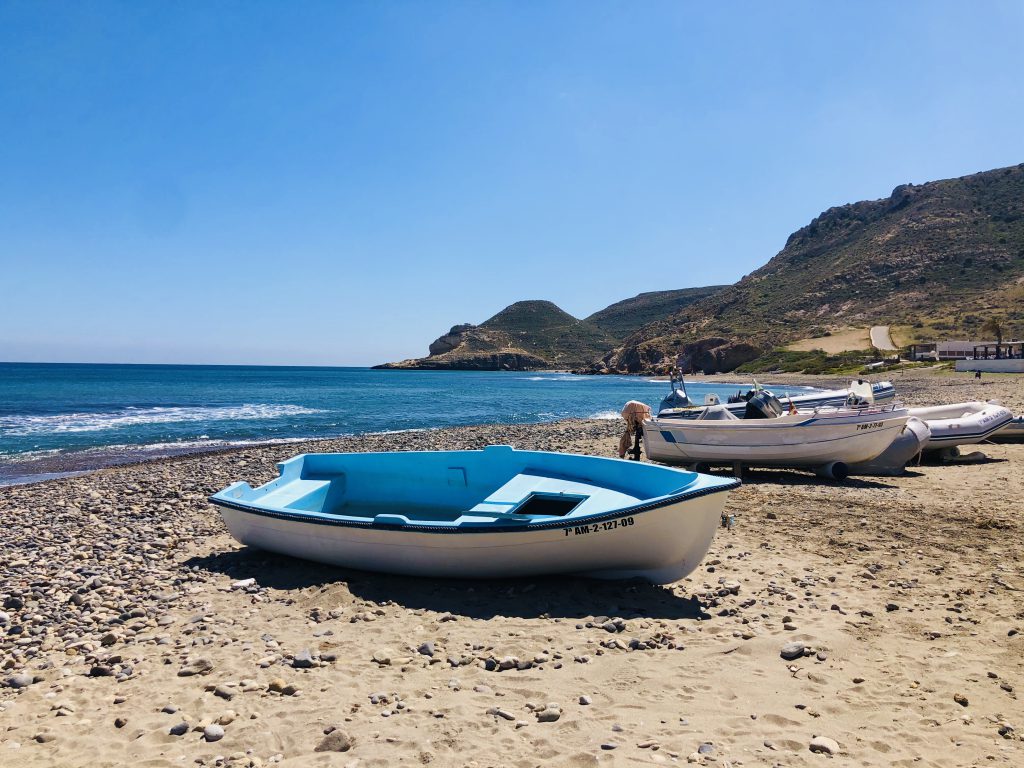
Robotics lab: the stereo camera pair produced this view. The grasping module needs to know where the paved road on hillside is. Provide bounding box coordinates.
[870,325,897,351]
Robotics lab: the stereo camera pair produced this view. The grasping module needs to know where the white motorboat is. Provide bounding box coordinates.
[209,446,738,585]
[643,392,910,480]
[907,401,1014,450]
[658,378,896,418]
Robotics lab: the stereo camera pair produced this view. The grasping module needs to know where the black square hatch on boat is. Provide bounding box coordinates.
[512,493,587,517]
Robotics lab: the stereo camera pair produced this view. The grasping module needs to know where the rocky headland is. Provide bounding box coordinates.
[376,289,724,372]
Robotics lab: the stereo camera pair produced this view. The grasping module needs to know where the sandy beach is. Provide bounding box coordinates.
[1,369,1022,767]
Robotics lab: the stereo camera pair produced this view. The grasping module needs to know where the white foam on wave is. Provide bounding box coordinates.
[518,375,578,382]
[103,436,316,453]
[0,448,63,462]
[588,410,622,420]
[0,404,325,436]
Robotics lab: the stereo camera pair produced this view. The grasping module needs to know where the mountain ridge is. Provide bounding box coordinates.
[377,162,1024,374]
[374,290,725,370]
[590,162,1024,373]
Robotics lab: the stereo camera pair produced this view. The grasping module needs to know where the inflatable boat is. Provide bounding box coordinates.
[907,401,1015,450]
[991,415,1024,442]
[846,416,930,476]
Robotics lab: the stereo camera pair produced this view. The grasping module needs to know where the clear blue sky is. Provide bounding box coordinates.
[2,1,1022,366]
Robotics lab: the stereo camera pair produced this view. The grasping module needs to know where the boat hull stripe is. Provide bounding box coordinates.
[208,479,740,535]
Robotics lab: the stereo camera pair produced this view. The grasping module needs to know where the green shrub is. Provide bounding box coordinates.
[735,348,876,375]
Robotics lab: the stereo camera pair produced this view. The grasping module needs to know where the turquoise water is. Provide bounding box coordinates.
[0,363,816,483]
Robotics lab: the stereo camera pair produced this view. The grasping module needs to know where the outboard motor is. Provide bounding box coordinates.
[619,400,652,460]
[659,387,692,411]
[744,392,784,420]
[658,370,692,414]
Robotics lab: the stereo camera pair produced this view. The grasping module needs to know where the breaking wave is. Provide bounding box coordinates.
[518,375,579,382]
[0,404,324,437]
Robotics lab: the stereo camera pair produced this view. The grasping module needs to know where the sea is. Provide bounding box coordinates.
[0,363,820,485]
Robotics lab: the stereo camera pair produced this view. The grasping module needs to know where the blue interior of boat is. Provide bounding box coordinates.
[211,446,726,528]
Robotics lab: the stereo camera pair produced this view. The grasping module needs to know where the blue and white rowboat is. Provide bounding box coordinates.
[209,446,739,584]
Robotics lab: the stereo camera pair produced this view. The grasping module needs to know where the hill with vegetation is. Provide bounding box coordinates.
[376,289,726,371]
[375,300,617,370]
[590,162,1024,374]
[584,286,727,338]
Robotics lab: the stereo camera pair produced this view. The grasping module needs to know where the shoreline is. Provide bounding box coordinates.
[1,370,1022,766]
[0,377,829,488]
[5,366,1020,490]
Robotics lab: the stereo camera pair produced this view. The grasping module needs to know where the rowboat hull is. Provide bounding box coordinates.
[210,447,738,585]
[217,490,727,584]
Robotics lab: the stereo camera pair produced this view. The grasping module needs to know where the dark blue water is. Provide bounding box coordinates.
[0,363,817,483]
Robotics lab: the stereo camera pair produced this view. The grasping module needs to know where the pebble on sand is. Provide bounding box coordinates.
[4,673,34,689]
[780,642,806,660]
[292,649,315,669]
[417,641,435,657]
[809,736,840,755]
[203,724,225,742]
[536,706,562,722]
[315,730,354,752]
[178,658,214,677]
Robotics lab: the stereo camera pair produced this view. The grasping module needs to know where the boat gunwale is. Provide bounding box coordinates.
[209,477,740,535]
[645,420,907,451]
[658,389,899,419]
[649,412,909,433]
